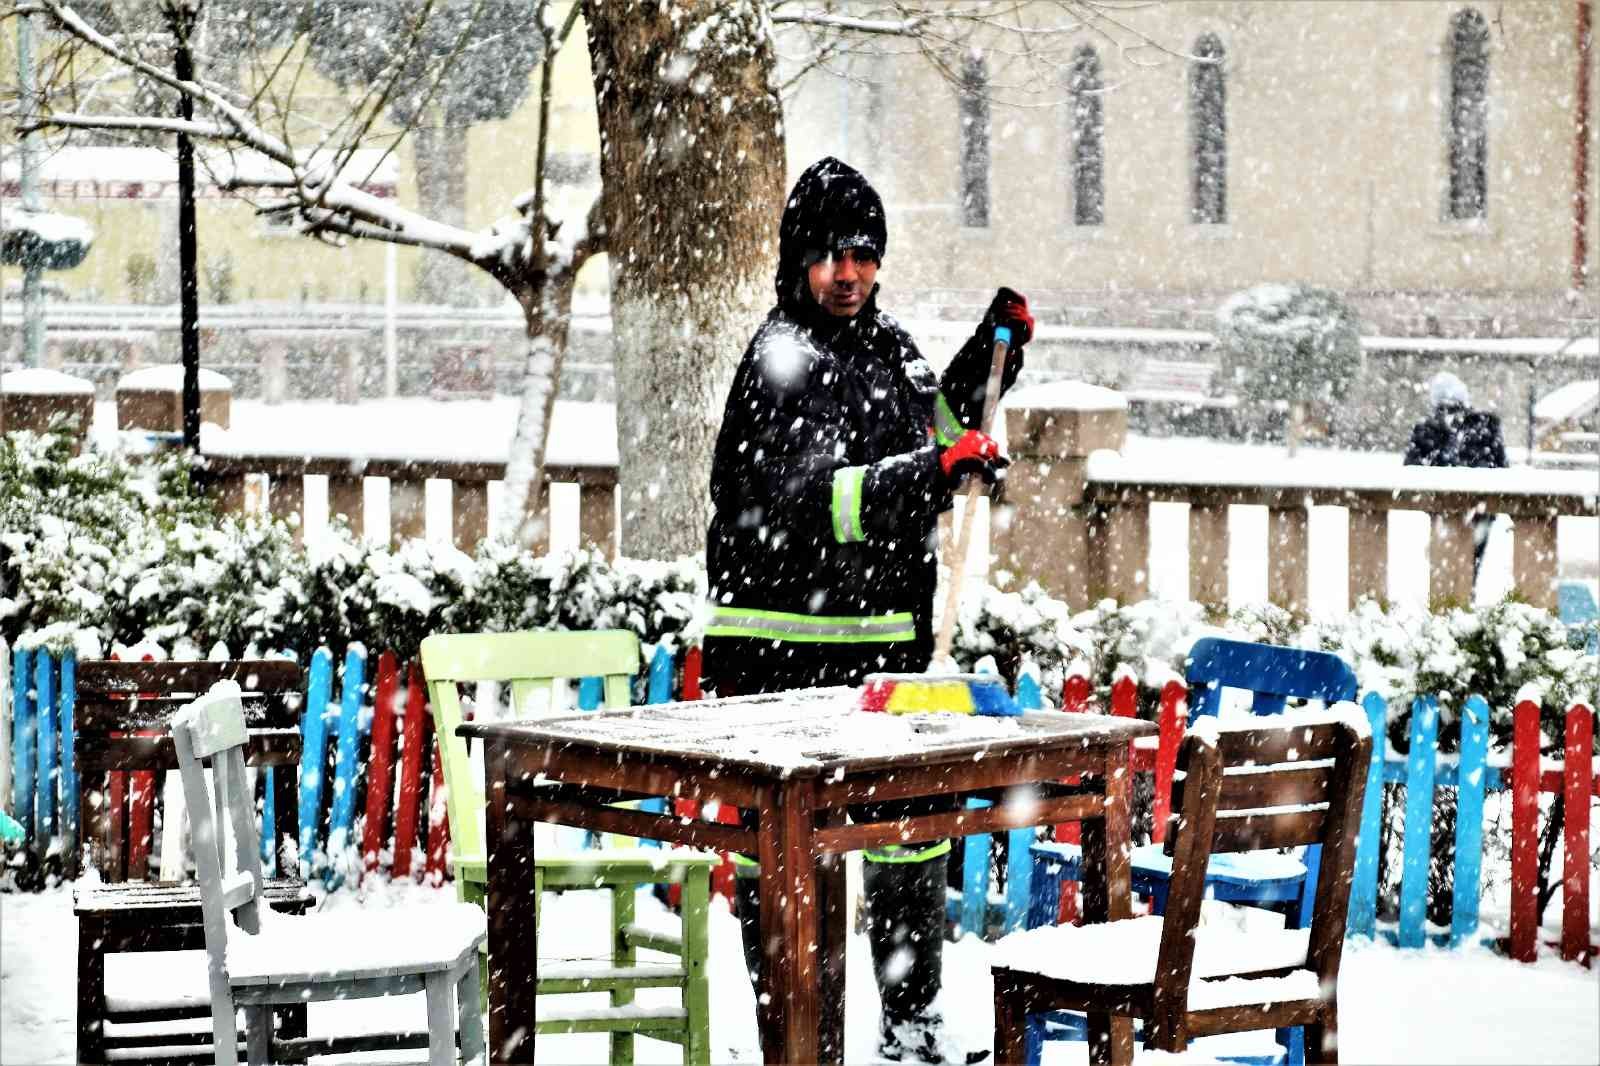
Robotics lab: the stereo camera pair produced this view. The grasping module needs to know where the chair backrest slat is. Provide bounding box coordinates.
[172,688,267,955]
[1185,638,1358,720]
[420,631,641,870]
[1151,717,1371,1034]
[74,659,303,881]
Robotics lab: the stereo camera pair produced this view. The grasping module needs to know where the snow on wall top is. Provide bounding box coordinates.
[0,368,95,395]
[198,397,617,468]
[1086,447,1598,499]
[1002,379,1128,412]
[1535,378,1599,423]
[118,365,233,391]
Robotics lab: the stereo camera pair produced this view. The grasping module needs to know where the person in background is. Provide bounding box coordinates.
[1403,370,1508,588]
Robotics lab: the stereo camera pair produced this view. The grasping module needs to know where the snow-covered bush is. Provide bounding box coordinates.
[952,581,1093,696]
[1216,283,1361,413]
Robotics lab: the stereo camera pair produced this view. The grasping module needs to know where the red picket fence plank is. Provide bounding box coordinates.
[1562,704,1594,963]
[1110,673,1137,717]
[1062,673,1091,713]
[126,770,155,880]
[682,646,703,701]
[1510,700,1541,962]
[363,651,400,873]
[425,730,450,886]
[1150,681,1187,844]
[391,661,427,880]
[106,769,127,880]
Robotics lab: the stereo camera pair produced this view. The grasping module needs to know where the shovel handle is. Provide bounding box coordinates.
[931,326,1012,666]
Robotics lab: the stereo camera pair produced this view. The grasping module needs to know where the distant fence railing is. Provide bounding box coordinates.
[201,453,619,556]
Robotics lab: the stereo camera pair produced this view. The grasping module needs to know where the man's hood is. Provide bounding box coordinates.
[776,157,888,313]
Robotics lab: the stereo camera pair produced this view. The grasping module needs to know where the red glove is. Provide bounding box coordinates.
[939,429,1009,486]
[987,287,1034,348]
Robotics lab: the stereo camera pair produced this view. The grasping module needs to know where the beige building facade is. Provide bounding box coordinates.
[779,1,1599,337]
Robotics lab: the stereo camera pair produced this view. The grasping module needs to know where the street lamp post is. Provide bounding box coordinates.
[166,1,203,461]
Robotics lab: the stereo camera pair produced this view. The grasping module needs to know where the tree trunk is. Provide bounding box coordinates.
[499,273,580,548]
[583,1,786,560]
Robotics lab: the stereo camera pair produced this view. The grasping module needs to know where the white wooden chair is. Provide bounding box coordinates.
[172,681,487,1066]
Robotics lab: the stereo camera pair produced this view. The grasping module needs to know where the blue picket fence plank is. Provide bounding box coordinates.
[1015,672,1042,711]
[11,647,34,840]
[1451,694,1491,945]
[1348,692,1388,938]
[576,676,604,710]
[58,653,77,860]
[326,646,369,884]
[34,652,57,845]
[1004,827,1033,934]
[1399,695,1439,948]
[647,646,674,705]
[961,800,992,936]
[297,648,335,877]
[633,646,678,845]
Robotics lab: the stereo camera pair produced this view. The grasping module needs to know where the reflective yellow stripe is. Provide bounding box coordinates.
[863,839,952,864]
[706,605,915,644]
[830,465,866,544]
[933,393,965,447]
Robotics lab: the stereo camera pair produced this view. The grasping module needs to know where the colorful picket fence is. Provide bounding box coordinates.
[956,671,1598,965]
[2,641,722,892]
[6,642,1596,966]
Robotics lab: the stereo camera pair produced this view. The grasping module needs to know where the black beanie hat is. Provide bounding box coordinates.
[775,157,887,307]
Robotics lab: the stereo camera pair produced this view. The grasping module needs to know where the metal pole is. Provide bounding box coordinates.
[1574,0,1592,291]
[169,4,202,457]
[17,11,45,369]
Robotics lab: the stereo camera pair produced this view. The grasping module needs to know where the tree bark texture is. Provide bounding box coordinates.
[584,0,786,559]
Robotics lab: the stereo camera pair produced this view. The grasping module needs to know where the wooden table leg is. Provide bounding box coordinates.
[1080,746,1136,1064]
[486,746,539,1066]
[757,779,821,1065]
[818,823,848,1063]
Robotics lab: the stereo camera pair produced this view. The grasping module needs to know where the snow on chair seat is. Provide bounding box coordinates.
[224,904,487,987]
[172,681,486,1066]
[992,713,1372,1066]
[994,913,1311,987]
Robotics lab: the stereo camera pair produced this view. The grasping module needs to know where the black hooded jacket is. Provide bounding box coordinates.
[702,158,1021,694]
[1403,401,1508,469]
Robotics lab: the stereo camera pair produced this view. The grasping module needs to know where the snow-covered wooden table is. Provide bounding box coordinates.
[460,686,1155,1066]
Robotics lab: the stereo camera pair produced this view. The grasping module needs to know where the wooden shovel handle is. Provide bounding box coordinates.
[931,327,1012,665]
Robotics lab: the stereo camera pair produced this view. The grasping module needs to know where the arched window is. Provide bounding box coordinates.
[1069,46,1104,226]
[1189,34,1227,225]
[1447,8,1489,220]
[959,51,991,228]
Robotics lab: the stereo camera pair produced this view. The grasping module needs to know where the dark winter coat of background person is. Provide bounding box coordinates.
[1403,371,1508,470]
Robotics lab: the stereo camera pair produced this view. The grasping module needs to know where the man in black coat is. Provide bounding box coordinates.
[703,156,1031,1062]
[1404,370,1508,586]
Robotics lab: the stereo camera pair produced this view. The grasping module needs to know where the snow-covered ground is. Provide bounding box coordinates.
[3,874,1595,1065]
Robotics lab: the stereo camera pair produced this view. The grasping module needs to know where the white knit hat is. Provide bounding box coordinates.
[1429,371,1470,408]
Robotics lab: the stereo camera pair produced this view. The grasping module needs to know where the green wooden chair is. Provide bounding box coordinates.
[420,630,716,1065]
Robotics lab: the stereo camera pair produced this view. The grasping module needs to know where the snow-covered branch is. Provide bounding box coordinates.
[770,11,928,35]
[21,111,229,140]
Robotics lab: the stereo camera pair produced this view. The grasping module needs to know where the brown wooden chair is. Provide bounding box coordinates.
[991,712,1372,1066]
[73,659,310,1065]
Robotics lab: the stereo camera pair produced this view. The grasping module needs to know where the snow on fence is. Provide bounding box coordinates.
[6,645,1596,964]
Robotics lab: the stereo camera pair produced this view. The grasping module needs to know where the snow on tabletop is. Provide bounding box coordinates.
[227,902,486,984]
[104,951,210,1012]
[1001,379,1128,412]
[518,687,1037,771]
[0,367,94,394]
[117,364,233,391]
[992,914,1309,985]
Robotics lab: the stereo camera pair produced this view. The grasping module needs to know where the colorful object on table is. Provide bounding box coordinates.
[858,673,1021,717]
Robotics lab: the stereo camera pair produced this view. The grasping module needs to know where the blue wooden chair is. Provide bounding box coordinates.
[1557,581,1599,653]
[1024,638,1360,1066]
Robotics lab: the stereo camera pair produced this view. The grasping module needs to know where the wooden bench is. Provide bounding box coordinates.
[72,660,309,1065]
